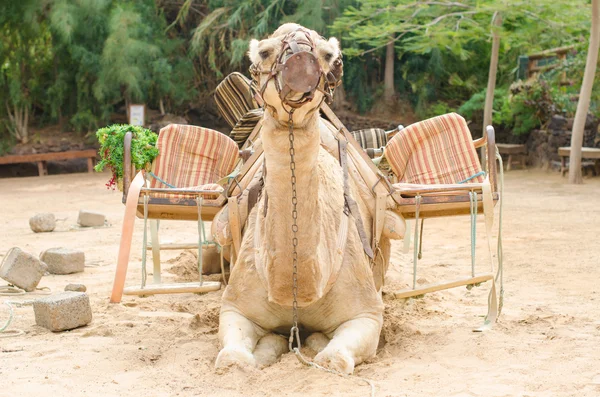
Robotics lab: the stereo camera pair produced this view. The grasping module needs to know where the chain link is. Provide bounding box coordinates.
[287,109,301,352]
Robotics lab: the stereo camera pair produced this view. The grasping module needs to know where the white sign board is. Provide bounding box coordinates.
[129,104,145,126]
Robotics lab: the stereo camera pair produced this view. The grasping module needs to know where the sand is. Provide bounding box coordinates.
[0,170,599,397]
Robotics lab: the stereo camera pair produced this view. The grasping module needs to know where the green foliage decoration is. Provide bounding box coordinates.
[94,124,158,190]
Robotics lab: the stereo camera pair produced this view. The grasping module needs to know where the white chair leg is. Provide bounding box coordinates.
[150,220,161,283]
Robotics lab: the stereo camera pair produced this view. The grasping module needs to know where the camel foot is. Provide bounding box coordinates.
[305,332,330,354]
[253,333,288,367]
[314,346,355,374]
[215,346,257,369]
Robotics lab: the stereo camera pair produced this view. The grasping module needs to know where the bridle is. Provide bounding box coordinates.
[249,27,342,115]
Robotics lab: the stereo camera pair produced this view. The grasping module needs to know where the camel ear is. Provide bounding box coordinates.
[328,37,341,56]
[248,39,261,64]
[327,37,343,81]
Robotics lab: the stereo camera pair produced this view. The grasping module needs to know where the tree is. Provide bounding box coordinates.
[568,0,600,184]
[332,0,591,116]
[0,1,52,143]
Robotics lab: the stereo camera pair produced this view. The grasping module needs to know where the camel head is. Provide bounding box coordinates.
[249,23,343,126]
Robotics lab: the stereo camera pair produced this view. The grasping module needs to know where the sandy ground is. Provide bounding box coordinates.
[1,170,599,397]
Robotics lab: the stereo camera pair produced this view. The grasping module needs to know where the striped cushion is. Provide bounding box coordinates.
[230,108,263,148]
[351,128,388,149]
[150,124,239,198]
[384,113,483,185]
[215,72,258,128]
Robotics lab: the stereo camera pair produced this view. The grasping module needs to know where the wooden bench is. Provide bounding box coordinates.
[0,149,97,176]
[558,146,600,176]
[496,143,527,171]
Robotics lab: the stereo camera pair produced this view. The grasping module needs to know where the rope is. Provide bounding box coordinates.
[141,193,149,288]
[412,195,422,290]
[469,191,477,278]
[293,348,376,397]
[418,219,425,260]
[196,196,204,285]
[0,301,24,338]
[1,298,37,338]
[148,172,177,188]
[0,285,26,296]
[495,149,505,316]
[458,171,486,184]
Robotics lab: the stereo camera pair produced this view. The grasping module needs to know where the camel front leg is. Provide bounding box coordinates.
[216,310,266,369]
[314,317,382,374]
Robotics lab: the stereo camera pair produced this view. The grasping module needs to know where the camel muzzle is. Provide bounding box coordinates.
[251,27,340,111]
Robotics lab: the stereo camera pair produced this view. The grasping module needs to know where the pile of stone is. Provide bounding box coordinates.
[1,246,92,332]
[526,114,600,169]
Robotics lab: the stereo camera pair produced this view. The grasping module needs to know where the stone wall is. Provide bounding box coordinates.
[526,114,599,169]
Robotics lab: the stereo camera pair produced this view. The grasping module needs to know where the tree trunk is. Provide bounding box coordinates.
[383,40,395,104]
[569,0,600,184]
[483,13,502,133]
[159,98,166,116]
[23,106,29,144]
[481,13,502,166]
[6,103,29,143]
[331,84,346,111]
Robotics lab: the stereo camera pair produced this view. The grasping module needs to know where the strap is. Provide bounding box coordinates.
[111,171,145,303]
[339,139,374,259]
[474,175,499,332]
[228,197,242,260]
[196,196,205,285]
[373,192,386,250]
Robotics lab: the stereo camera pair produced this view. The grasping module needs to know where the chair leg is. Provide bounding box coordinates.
[111,171,145,303]
[506,155,512,171]
[150,220,161,284]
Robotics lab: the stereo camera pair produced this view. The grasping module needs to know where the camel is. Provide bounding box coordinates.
[215,23,391,374]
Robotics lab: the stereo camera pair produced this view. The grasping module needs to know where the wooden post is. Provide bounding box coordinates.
[482,13,502,165]
[569,0,600,184]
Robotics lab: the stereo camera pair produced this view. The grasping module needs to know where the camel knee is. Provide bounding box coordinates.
[253,333,288,367]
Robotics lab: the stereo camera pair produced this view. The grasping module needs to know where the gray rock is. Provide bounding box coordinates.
[64,283,87,292]
[0,247,47,292]
[33,292,92,332]
[77,210,105,227]
[29,213,56,233]
[40,248,85,275]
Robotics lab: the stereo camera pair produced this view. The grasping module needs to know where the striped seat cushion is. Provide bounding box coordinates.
[351,128,388,149]
[230,108,263,148]
[149,124,239,199]
[215,72,258,128]
[384,113,483,185]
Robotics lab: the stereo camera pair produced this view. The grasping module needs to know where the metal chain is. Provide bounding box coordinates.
[287,109,301,352]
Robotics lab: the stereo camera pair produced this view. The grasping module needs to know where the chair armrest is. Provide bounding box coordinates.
[393,183,485,197]
[473,135,487,149]
[366,147,384,159]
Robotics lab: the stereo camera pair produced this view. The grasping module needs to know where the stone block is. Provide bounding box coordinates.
[40,248,85,275]
[29,213,56,233]
[77,210,105,227]
[0,248,47,292]
[33,292,92,332]
[64,283,87,292]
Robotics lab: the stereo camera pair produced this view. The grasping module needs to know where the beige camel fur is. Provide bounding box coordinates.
[216,24,390,374]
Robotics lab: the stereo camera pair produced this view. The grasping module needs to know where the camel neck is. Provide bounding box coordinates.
[259,111,325,305]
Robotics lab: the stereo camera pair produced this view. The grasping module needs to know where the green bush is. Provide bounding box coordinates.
[94,124,158,189]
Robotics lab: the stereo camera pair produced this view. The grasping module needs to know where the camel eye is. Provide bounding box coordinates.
[324,53,333,62]
[259,50,271,59]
